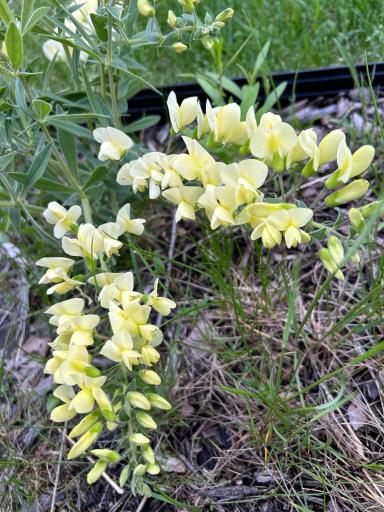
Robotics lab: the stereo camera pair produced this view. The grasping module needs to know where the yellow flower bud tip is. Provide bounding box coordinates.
[136,412,158,429]
[129,433,150,445]
[167,10,177,27]
[85,366,101,378]
[324,179,369,207]
[139,369,162,385]
[145,393,172,410]
[215,8,235,23]
[133,464,147,476]
[351,252,360,264]
[87,460,107,485]
[348,207,365,231]
[172,42,188,53]
[177,0,194,12]
[67,427,101,460]
[142,445,155,465]
[91,449,120,463]
[146,463,160,475]
[319,248,344,280]
[137,0,155,17]
[127,391,151,410]
[327,236,344,265]
[68,413,99,439]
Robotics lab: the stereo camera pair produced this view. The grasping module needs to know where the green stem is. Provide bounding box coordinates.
[81,194,93,224]
[107,15,121,129]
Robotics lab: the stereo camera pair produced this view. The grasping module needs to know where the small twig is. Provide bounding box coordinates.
[50,425,67,512]
[66,436,124,494]
[135,496,148,512]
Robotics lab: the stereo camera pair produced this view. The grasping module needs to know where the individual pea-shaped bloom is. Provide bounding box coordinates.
[298,129,320,176]
[124,152,165,199]
[59,314,100,346]
[62,223,105,260]
[145,393,172,410]
[326,144,375,188]
[127,391,151,410]
[167,91,199,133]
[45,345,91,385]
[69,374,112,415]
[67,422,103,459]
[45,297,84,327]
[116,204,146,236]
[324,179,369,206]
[36,257,83,295]
[318,129,346,165]
[136,411,158,429]
[250,112,297,169]
[147,279,176,316]
[197,185,237,230]
[139,369,162,385]
[220,159,268,206]
[267,208,313,249]
[100,331,142,371]
[93,127,133,161]
[108,301,151,336]
[43,40,66,61]
[50,385,77,422]
[43,202,82,238]
[97,222,124,258]
[173,136,215,181]
[162,186,204,222]
[206,100,248,146]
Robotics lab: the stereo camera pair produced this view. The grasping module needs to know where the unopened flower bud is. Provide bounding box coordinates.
[67,422,102,460]
[327,236,344,266]
[139,369,161,385]
[201,36,214,50]
[91,449,120,463]
[133,464,147,476]
[351,252,360,264]
[324,180,369,207]
[172,42,188,53]
[177,0,194,12]
[145,393,171,410]
[167,9,177,27]
[138,0,155,17]
[348,207,365,232]
[129,433,150,445]
[87,460,107,484]
[142,444,156,465]
[215,8,234,23]
[146,463,160,475]
[136,411,157,429]
[127,391,151,410]
[319,248,344,280]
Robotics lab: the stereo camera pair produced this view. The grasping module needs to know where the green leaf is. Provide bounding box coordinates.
[24,7,50,32]
[5,22,23,71]
[0,153,14,170]
[90,13,108,42]
[21,0,35,31]
[48,118,93,139]
[57,128,78,180]
[15,78,30,116]
[252,40,270,81]
[196,75,223,106]
[32,99,52,121]
[125,115,160,133]
[240,83,260,119]
[0,0,13,25]
[257,81,287,120]
[23,143,52,194]
[9,173,75,193]
[84,165,108,189]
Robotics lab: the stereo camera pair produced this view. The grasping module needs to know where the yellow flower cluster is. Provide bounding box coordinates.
[37,196,175,490]
[116,91,375,257]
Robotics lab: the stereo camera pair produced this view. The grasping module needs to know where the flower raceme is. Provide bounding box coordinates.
[37,198,175,492]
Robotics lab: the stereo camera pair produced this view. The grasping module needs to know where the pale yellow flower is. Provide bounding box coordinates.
[162,185,204,222]
[70,374,112,414]
[197,185,237,229]
[147,278,176,316]
[43,202,81,238]
[116,204,146,236]
[220,159,268,206]
[266,208,313,248]
[206,100,248,145]
[172,136,215,181]
[93,127,133,161]
[50,385,77,422]
[62,223,105,260]
[100,331,142,371]
[167,91,198,133]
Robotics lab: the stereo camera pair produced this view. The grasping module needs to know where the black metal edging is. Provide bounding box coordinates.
[126,62,384,120]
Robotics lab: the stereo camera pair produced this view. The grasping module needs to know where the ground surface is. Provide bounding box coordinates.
[1,91,384,511]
